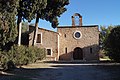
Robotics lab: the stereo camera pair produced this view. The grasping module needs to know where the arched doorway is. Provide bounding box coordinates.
[73,47,83,60]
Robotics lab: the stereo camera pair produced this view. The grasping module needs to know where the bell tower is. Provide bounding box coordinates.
[72,13,82,27]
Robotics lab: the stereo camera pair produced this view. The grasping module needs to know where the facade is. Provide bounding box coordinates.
[29,13,100,61]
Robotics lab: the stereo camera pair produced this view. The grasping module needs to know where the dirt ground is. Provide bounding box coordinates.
[0,62,120,80]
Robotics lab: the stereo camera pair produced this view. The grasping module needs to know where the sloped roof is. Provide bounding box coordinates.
[29,25,59,34]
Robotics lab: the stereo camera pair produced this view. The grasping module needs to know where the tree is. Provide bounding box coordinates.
[33,0,69,46]
[0,0,18,50]
[21,22,29,45]
[0,0,69,47]
[21,22,29,33]
[99,25,113,50]
[17,0,47,46]
[105,26,120,62]
[99,26,114,58]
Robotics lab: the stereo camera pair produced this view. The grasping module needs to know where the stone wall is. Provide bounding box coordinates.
[29,26,59,61]
[57,26,99,61]
[29,25,100,61]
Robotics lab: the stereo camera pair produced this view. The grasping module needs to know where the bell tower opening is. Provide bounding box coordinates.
[71,13,82,27]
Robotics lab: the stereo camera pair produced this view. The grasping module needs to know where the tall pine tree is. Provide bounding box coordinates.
[33,0,69,46]
[0,0,19,50]
[17,0,47,46]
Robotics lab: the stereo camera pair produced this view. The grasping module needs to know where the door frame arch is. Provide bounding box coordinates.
[73,47,83,60]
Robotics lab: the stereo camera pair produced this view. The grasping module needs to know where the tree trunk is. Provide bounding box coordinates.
[32,14,39,46]
[17,15,22,46]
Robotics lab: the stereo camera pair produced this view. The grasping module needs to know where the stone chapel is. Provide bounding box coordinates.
[29,13,100,61]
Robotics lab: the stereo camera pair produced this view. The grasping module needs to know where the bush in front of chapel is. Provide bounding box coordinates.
[0,45,46,70]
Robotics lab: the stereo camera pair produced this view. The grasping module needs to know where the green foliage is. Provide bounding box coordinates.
[100,25,114,50]
[17,0,69,27]
[17,0,47,22]
[105,26,120,62]
[0,13,17,46]
[40,0,69,28]
[0,0,69,47]
[0,0,18,49]
[21,22,29,33]
[0,0,19,13]
[0,45,46,69]
[32,0,69,46]
[17,0,47,46]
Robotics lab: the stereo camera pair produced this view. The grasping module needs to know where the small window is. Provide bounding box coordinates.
[65,47,67,54]
[90,48,92,54]
[36,34,41,43]
[73,31,82,39]
[64,34,66,38]
[75,32,81,38]
[47,49,52,55]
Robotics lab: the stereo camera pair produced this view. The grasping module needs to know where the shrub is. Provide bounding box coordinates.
[0,51,9,69]
[26,46,46,63]
[0,45,46,70]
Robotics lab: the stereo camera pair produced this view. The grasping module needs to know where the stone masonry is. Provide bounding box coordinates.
[57,26,99,61]
[28,13,100,61]
[29,26,59,61]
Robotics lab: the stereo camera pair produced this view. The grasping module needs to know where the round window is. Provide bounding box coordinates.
[73,31,82,39]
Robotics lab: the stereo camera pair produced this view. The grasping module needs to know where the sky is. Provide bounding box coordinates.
[30,0,120,31]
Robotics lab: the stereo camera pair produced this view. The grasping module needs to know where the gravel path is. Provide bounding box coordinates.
[37,64,120,80]
[0,63,120,80]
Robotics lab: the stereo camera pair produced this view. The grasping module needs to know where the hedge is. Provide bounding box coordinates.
[0,45,46,70]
